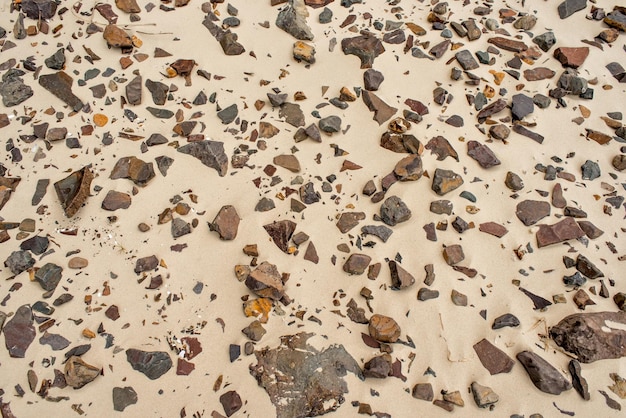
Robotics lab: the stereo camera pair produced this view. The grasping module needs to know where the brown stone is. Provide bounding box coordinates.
[245,262,285,301]
[523,67,556,81]
[54,166,94,218]
[115,0,140,13]
[388,260,415,290]
[473,338,515,375]
[68,257,88,269]
[516,200,551,226]
[209,205,240,240]
[479,222,508,238]
[101,190,131,211]
[554,47,590,68]
[219,390,242,417]
[343,253,371,275]
[431,168,464,195]
[536,217,585,247]
[516,351,572,395]
[573,289,596,310]
[263,220,296,253]
[443,245,464,265]
[110,157,155,187]
[393,154,423,181]
[336,212,366,233]
[487,37,528,52]
[65,356,101,389]
[368,314,401,343]
[412,383,434,401]
[425,136,459,161]
[552,183,566,208]
[467,140,500,168]
[3,304,35,358]
[362,90,397,125]
[273,155,301,172]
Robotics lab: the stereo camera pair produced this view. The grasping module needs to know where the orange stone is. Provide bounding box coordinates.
[93,113,108,127]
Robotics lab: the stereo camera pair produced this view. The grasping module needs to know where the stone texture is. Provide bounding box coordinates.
[368,314,400,343]
[536,217,585,247]
[126,349,172,379]
[443,245,464,265]
[558,0,587,19]
[341,34,385,68]
[550,311,626,362]
[113,386,138,412]
[362,90,397,125]
[39,71,84,111]
[336,212,366,233]
[4,250,35,275]
[412,383,434,401]
[467,140,500,168]
[110,156,155,187]
[471,382,499,408]
[276,0,314,40]
[388,261,415,290]
[516,351,572,395]
[363,69,384,91]
[343,254,371,275]
[569,360,590,400]
[473,338,515,375]
[220,390,243,417]
[245,262,285,301]
[34,262,63,292]
[101,190,131,211]
[492,314,520,329]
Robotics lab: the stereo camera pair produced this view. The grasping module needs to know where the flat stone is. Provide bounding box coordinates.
[19,236,48,255]
[126,349,172,380]
[524,67,556,81]
[361,225,393,242]
[177,140,228,177]
[613,155,626,171]
[473,338,515,375]
[245,261,285,301]
[554,47,589,68]
[380,195,411,226]
[217,104,238,124]
[550,311,626,362]
[134,255,158,274]
[488,37,528,53]
[412,383,434,401]
[219,390,242,417]
[513,15,537,30]
[492,313,520,329]
[511,94,534,120]
[3,304,35,358]
[362,90,397,125]
[273,155,301,172]
[477,98,507,122]
[279,102,305,127]
[471,382,499,408]
[110,156,155,187]
[145,79,168,105]
[394,154,423,181]
[368,314,400,343]
[20,0,58,19]
[426,136,458,161]
[381,132,423,154]
[276,0,314,40]
[455,49,479,70]
[552,183,566,208]
[479,222,508,238]
[467,140,500,168]
[581,159,600,180]
[101,190,131,210]
[113,386,138,412]
[242,320,266,341]
[443,245,464,265]
[39,71,83,111]
[516,200,551,226]
[576,254,603,279]
[569,360,590,400]
[0,70,33,107]
[103,24,133,49]
[263,220,296,253]
[341,34,385,68]
[65,356,101,389]
[558,0,587,19]
[54,166,94,218]
[34,262,62,292]
[451,290,467,306]
[516,351,572,394]
[417,288,440,301]
[604,9,626,31]
[432,168,464,195]
[577,220,604,239]
[4,250,35,275]
[343,253,371,275]
[336,212,366,233]
[389,261,415,290]
[363,354,392,378]
[39,332,70,350]
[209,205,239,240]
[68,257,88,269]
[293,41,315,63]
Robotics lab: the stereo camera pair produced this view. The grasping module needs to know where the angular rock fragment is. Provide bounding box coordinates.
[558,0,587,19]
[54,166,94,217]
[341,34,385,68]
[425,136,458,161]
[363,354,392,378]
[432,168,463,195]
[569,360,590,400]
[394,154,423,181]
[471,382,499,408]
[516,351,572,395]
[550,311,626,362]
[363,69,384,91]
[381,132,423,154]
[473,339,515,375]
[361,225,393,242]
[412,383,434,401]
[220,390,242,417]
[362,90,397,125]
[126,349,172,380]
[368,314,400,343]
[516,200,550,226]
[264,220,296,253]
[0,70,33,106]
[209,205,240,240]
[476,98,507,122]
[4,250,35,275]
[379,195,411,226]
[20,0,58,19]
[467,140,500,168]
[103,24,133,49]
[3,305,35,358]
[488,37,528,53]
[242,320,266,341]
[343,254,371,275]
[293,41,315,63]
[101,190,131,211]
[177,141,228,177]
[554,47,589,68]
[388,261,415,290]
[536,217,585,247]
[276,0,314,39]
[110,157,155,187]
[336,212,365,233]
[492,313,520,329]
[604,8,626,31]
[443,245,464,265]
[479,222,508,238]
[34,262,63,292]
[65,356,101,389]
[245,262,285,301]
[249,332,363,418]
[113,386,138,412]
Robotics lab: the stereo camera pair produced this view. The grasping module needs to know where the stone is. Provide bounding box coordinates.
[44,48,66,70]
[242,320,266,341]
[516,200,551,226]
[361,225,393,242]
[550,311,626,362]
[558,0,587,19]
[451,290,467,306]
[20,0,58,19]
[513,15,537,30]
[604,9,626,31]
[578,220,603,239]
[3,305,35,358]
[363,354,392,378]
[554,47,589,68]
[552,183,566,208]
[110,156,155,187]
[217,104,238,124]
[54,166,94,217]
[443,245,464,265]
[533,32,556,52]
[381,132,423,154]
[479,222,508,238]
[473,338,515,375]
[263,220,296,253]
[581,160,600,180]
[319,7,332,23]
[389,261,415,290]
[426,136,458,161]
[492,313,520,329]
[576,254,603,279]
[346,299,367,324]
[417,288,439,301]
[209,205,240,240]
[276,0,314,40]
[65,356,101,389]
[455,50,479,71]
[558,69,588,95]
[249,332,363,417]
[20,236,49,255]
[126,349,172,379]
[412,383,434,401]
[569,360,590,400]
[613,155,626,171]
[145,79,168,105]
[343,254,371,275]
[511,94,534,120]
[34,262,63,292]
[336,212,366,233]
[467,140,500,168]
[471,382,499,408]
[0,70,33,107]
[487,37,528,53]
[279,103,305,127]
[516,351,572,395]
[524,67,556,81]
[273,155,301,172]
[293,41,315,63]
[39,71,84,111]
[177,141,228,177]
[113,386,138,412]
[220,391,242,417]
[536,217,585,247]
[380,196,411,226]
[116,0,140,13]
[101,190,131,211]
[615,293,626,311]
[362,91,397,125]
[394,155,423,181]
[4,250,35,275]
[341,34,385,68]
[364,69,384,91]
[476,98,507,122]
[432,168,464,195]
[245,261,285,301]
[103,24,133,49]
[368,314,400,343]
[505,171,524,191]
[134,255,158,274]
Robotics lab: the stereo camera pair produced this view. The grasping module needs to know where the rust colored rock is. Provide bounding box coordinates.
[273,155,301,172]
[336,212,366,233]
[209,205,240,240]
[263,220,297,253]
[432,168,464,196]
[467,140,500,168]
[65,356,101,389]
[516,200,551,226]
[341,34,385,68]
[388,260,415,290]
[394,154,423,181]
[473,338,515,375]
[115,0,140,13]
[39,71,84,111]
[476,98,507,122]
[536,217,585,247]
[443,245,464,265]
[219,390,242,417]
[361,90,397,125]
[245,262,285,301]
[343,253,372,275]
[479,222,508,238]
[101,190,131,211]
[488,37,528,52]
[524,67,556,81]
[110,156,155,187]
[103,24,133,49]
[54,166,94,218]
[368,314,401,343]
[554,47,589,68]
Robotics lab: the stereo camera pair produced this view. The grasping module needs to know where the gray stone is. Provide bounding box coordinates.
[113,386,138,412]
[276,0,314,40]
[177,141,228,177]
[4,250,35,275]
[581,160,600,180]
[34,262,63,292]
[380,195,411,226]
[467,140,500,168]
[558,0,587,19]
[492,314,520,329]
[505,171,524,191]
[125,75,142,105]
[171,218,191,238]
[363,68,384,91]
[511,94,534,120]
[361,225,393,242]
[431,168,464,195]
[533,32,556,52]
[455,49,479,70]
[21,0,58,19]
[343,253,371,275]
[0,70,33,106]
[126,349,172,380]
[389,261,415,290]
[319,7,332,24]
[217,104,238,124]
[516,351,572,394]
[417,288,439,301]
[319,115,342,133]
[145,79,168,105]
[412,383,434,401]
[558,70,588,95]
[279,102,305,127]
[569,360,590,400]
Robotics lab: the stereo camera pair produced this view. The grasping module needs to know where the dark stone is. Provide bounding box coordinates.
[276,0,314,40]
[319,115,342,133]
[516,200,550,226]
[511,94,534,120]
[39,332,70,350]
[492,313,520,329]
[558,0,587,19]
[219,390,242,417]
[34,262,63,292]
[209,205,240,240]
[263,220,296,253]
[417,288,439,301]
[388,261,415,289]
[563,272,586,287]
[432,168,463,195]
[430,200,452,215]
[512,124,544,144]
[279,103,305,127]
[516,351,572,394]
[550,311,626,362]
[125,349,172,379]
[20,0,58,19]
[604,9,626,31]
[341,34,385,68]
[245,262,285,301]
[363,354,392,378]
[363,68,384,91]
[64,356,101,389]
[361,225,393,242]
[300,182,320,204]
[171,218,191,238]
[145,79,168,105]
[101,190,131,211]
[217,104,238,124]
[39,71,84,111]
[343,254,371,275]
[110,156,155,187]
[3,305,35,358]
[576,254,603,279]
[470,382,499,409]
[451,216,469,233]
[362,91,397,125]
[412,383,433,401]
[380,195,411,226]
[467,140,500,168]
[113,386,138,412]
[125,75,142,105]
[455,50,479,70]
[177,140,228,177]
[0,70,33,107]
[581,160,600,180]
[568,360,590,400]
[336,212,366,233]
[473,338,515,375]
[4,250,35,275]
[519,287,553,310]
[533,32,556,52]
[476,98,507,122]
[380,132,423,154]
[134,255,158,274]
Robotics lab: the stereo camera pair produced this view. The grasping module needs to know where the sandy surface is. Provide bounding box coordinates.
[1,0,625,417]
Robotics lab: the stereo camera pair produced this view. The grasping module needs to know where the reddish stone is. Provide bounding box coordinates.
[553,47,589,68]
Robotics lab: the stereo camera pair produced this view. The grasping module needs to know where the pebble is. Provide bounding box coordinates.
[363,68,384,91]
[417,288,439,301]
[219,390,243,417]
[343,253,371,275]
[379,196,411,226]
[442,245,464,265]
[368,314,401,343]
[473,338,515,374]
[34,262,63,291]
[492,313,520,329]
[431,168,464,195]
[101,190,131,211]
[65,356,101,389]
[470,381,499,408]
[516,200,551,226]
[209,205,240,240]
[412,383,434,401]
[388,261,415,290]
[113,386,138,412]
[467,140,501,168]
[558,0,588,19]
